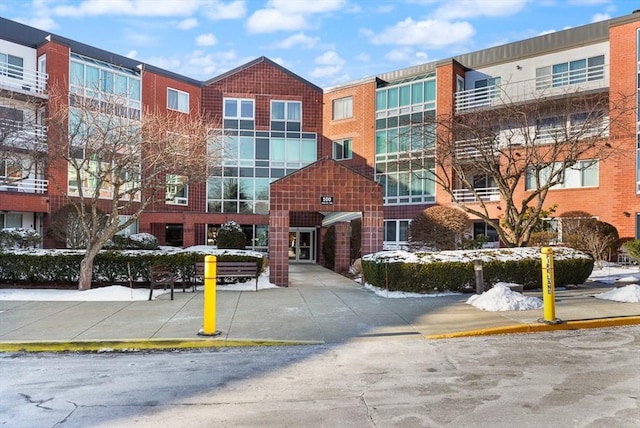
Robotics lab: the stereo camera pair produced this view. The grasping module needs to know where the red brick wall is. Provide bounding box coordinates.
[323,80,377,179]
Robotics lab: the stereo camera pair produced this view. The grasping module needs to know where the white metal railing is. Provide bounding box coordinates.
[453,187,500,203]
[454,139,497,160]
[0,177,48,193]
[0,118,48,143]
[455,65,609,113]
[0,61,48,96]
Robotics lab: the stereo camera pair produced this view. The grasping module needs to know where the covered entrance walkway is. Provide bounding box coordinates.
[269,158,383,287]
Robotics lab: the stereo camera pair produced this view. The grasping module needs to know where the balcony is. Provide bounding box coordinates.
[0,119,48,150]
[454,64,609,113]
[454,139,498,160]
[453,187,500,203]
[0,177,48,193]
[0,61,48,98]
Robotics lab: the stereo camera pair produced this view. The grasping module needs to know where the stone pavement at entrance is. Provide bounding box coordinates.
[1,264,639,352]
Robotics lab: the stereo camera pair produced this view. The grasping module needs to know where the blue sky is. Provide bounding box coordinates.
[0,0,632,88]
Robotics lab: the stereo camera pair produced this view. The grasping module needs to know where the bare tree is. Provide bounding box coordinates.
[47,84,222,290]
[400,86,635,247]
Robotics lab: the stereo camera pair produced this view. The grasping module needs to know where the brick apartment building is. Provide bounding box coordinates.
[0,12,639,285]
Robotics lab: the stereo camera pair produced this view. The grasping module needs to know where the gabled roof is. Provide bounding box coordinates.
[203,56,322,92]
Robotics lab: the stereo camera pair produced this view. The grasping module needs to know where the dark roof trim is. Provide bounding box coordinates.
[0,17,202,87]
[203,56,322,92]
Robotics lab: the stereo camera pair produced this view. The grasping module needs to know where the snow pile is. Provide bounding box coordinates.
[594,284,640,303]
[466,283,543,311]
[0,285,159,301]
[363,282,460,299]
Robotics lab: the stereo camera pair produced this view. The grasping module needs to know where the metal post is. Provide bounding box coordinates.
[474,259,484,294]
[539,247,562,324]
[198,255,221,336]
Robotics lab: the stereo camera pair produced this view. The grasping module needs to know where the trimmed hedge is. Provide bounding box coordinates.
[0,250,265,286]
[361,247,594,293]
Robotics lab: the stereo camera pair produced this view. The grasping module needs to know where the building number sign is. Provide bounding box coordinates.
[320,196,334,205]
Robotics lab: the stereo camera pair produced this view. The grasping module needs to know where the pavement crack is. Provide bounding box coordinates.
[19,393,54,410]
[52,401,79,428]
[360,392,378,427]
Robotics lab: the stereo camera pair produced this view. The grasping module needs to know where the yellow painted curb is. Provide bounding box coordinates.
[426,316,640,340]
[0,338,324,353]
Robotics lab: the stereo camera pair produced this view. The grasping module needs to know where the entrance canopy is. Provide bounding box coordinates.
[269,158,383,287]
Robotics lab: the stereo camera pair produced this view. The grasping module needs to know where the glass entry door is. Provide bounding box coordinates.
[288,228,315,262]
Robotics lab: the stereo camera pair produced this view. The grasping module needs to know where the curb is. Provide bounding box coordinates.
[0,338,325,353]
[426,316,640,339]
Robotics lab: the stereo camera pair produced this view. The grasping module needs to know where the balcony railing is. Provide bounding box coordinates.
[0,177,48,193]
[0,119,48,147]
[455,65,609,113]
[454,139,498,160]
[0,61,48,97]
[453,187,500,203]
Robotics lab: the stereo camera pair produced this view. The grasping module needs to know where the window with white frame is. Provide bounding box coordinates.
[525,160,598,190]
[166,174,188,205]
[473,77,500,102]
[332,138,352,160]
[0,160,22,183]
[0,52,24,79]
[535,55,605,90]
[383,220,410,244]
[167,88,189,113]
[224,98,254,119]
[271,100,301,132]
[332,97,353,120]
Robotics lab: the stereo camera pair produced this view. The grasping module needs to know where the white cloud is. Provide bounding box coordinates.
[590,12,611,22]
[177,17,198,30]
[309,50,345,79]
[196,33,217,46]
[274,33,319,49]
[246,8,306,33]
[372,18,475,48]
[434,0,529,20]
[201,0,247,20]
[314,50,345,67]
[126,50,138,59]
[385,47,414,62]
[355,52,370,62]
[246,0,346,33]
[53,0,202,17]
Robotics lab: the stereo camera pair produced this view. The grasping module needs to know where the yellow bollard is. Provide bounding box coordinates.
[539,247,562,325]
[198,255,221,336]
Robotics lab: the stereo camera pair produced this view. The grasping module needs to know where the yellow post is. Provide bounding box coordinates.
[540,247,561,324]
[198,255,221,336]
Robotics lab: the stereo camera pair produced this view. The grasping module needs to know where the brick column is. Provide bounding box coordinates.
[334,222,351,273]
[183,223,196,248]
[361,209,383,256]
[269,210,290,287]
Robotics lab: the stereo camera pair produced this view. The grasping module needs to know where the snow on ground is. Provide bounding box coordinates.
[0,248,639,310]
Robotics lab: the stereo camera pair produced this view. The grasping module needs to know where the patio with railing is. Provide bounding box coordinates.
[0,177,48,193]
[453,187,500,203]
[0,61,48,97]
[454,64,608,113]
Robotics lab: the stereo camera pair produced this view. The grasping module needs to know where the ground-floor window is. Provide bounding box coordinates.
[383,219,410,248]
[206,224,268,252]
[473,221,499,248]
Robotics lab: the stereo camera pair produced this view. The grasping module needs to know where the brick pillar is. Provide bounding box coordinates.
[362,209,383,256]
[183,223,196,248]
[334,222,351,274]
[269,210,290,287]
[318,226,327,266]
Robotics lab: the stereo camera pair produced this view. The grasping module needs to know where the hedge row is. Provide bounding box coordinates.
[0,250,265,285]
[361,247,594,293]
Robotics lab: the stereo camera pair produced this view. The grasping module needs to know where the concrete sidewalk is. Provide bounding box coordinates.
[1,264,639,352]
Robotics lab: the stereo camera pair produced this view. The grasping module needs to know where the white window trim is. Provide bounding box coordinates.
[167,88,189,113]
[332,97,353,120]
[224,98,255,119]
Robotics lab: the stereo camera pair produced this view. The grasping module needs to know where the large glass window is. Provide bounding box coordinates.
[225,98,254,119]
[69,53,141,116]
[383,220,410,244]
[167,88,189,113]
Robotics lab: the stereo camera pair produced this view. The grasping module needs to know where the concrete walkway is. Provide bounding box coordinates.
[1,264,639,352]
